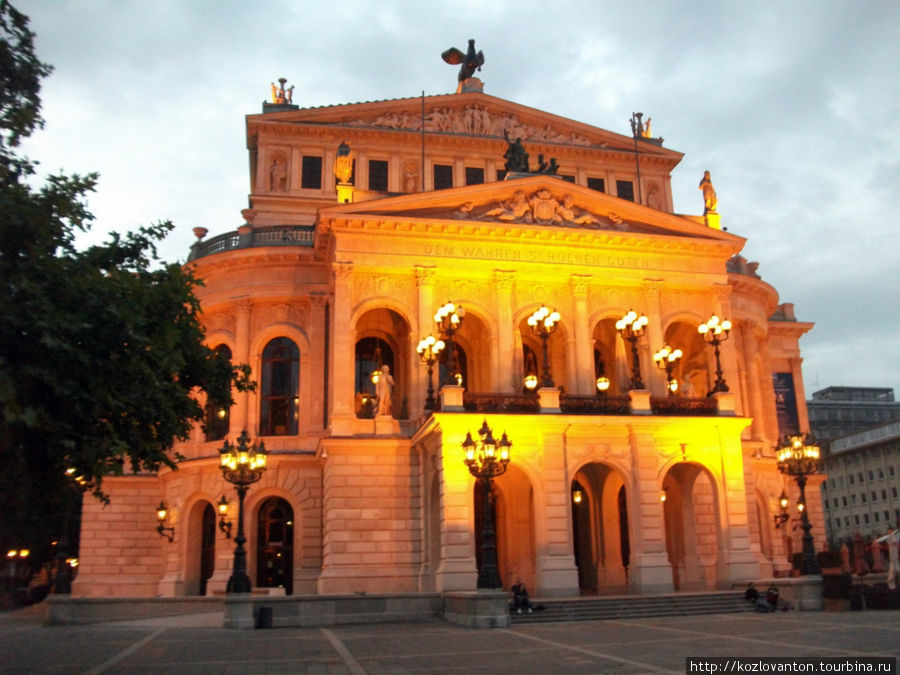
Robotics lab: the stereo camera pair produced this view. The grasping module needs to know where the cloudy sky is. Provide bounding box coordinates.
[17,0,900,395]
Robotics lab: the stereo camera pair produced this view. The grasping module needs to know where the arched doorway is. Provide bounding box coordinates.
[662,463,721,590]
[199,503,216,596]
[256,497,294,594]
[570,463,630,594]
[185,500,216,596]
[354,308,410,418]
[473,465,535,591]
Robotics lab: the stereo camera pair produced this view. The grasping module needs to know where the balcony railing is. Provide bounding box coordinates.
[431,392,719,416]
[189,225,316,261]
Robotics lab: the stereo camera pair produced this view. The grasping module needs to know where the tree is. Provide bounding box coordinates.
[0,1,251,583]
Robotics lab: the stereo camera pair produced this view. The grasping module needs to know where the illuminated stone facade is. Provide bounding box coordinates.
[74,85,823,598]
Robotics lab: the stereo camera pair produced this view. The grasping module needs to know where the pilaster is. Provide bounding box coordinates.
[570,275,593,395]
[495,270,517,392]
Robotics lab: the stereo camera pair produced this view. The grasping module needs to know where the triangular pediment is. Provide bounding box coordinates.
[319,175,741,245]
[249,92,682,162]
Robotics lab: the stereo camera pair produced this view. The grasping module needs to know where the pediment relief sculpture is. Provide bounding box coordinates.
[451,190,628,229]
[342,103,595,147]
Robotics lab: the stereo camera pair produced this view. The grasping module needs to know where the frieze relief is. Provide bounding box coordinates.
[253,303,308,333]
[203,311,236,336]
[353,274,413,308]
[342,104,595,147]
[452,190,631,230]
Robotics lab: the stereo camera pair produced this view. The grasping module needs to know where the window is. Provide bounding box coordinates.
[587,177,606,192]
[301,155,323,189]
[465,167,484,185]
[890,466,895,477]
[893,487,898,498]
[842,496,848,506]
[878,469,884,479]
[883,489,888,500]
[205,345,232,442]
[863,514,869,524]
[845,517,850,526]
[875,512,880,522]
[496,168,508,181]
[849,474,854,485]
[858,472,864,482]
[860,493,866,503]
[368,159,388,191]
[832,498,838,507]
[852,494,857,504]
[616,180,635,202]
[854,515,860,525]
[871,491,877,501]
[260,337,299,436]
[433,164,453,190]
[868,470,874,481]
[560,175,575,183]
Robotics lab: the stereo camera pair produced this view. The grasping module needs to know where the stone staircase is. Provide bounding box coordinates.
[510,590,755,624]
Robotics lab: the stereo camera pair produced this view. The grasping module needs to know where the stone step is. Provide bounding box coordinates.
[510,591,755,624]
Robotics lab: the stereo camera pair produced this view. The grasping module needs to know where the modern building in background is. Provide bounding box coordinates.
[819,420,900,544]
[73,61,822,599]
[807,387,900,447]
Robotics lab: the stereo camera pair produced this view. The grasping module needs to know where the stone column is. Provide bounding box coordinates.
[738,321,765,440]
[570,275,593,395]
[330,263,355,433]
[642,280,665,397]
[232,299,252,436]
[415,266,436,415]
[628,427,674,593]
[308,294,328,430]
[494,270,516,392]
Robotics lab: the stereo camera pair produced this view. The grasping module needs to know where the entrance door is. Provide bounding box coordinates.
[199,503,215,596]
[256,497,294,594]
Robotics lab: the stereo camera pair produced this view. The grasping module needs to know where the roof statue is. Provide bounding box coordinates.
[270,77,294,105]
[334,141,353,185]
[503,133,558,175]
[699,170,718,214]
[442,39,485,85]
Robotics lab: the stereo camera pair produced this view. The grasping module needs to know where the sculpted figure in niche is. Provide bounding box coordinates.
[403,161,419,192]
[334,142,353,185]
[375,365,394,416]
[269,157,287,192]
[699,170,718,214]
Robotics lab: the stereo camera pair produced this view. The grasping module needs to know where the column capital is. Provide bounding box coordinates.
[332,261,353,281]
[415,265,437,285]
[494,269,516,291]
[569,274,591,296]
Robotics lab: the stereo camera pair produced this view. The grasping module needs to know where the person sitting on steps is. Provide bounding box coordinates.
[511,578,533,614]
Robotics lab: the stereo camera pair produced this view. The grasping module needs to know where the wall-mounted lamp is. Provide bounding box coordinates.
[524,373,539,391]
[572,489,583,504]
[156,501,175,542]
[773,490,790,529]
[660,488,668,503]
[218,496,233,538]
[595,376,610,395]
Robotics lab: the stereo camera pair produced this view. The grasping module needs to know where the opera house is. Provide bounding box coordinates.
[73,56,822,601]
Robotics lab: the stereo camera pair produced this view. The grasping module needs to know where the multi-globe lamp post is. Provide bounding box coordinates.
[698,314,732,395]
[463,420,511,589]
[416,334,445,410]
[653,345,683,396]
[776,433,822,575]
[616,309,649,390]
[219,430,269,592]
[434,301,465,386]
[527,305,561,388]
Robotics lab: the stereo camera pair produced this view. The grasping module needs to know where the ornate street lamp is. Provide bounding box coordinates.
[155,502,175,542]
[616,309,649,390]
[416,334,445,410]
[527,305,561,388]
[776,434,821,575]
[219,430,269,592]
[463,420,511,589]
[653,345,683,396]
[698,314,732,394]
[217,496,233,538]
[434,300,466,386]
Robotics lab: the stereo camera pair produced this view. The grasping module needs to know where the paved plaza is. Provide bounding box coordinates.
[1,606,898,674]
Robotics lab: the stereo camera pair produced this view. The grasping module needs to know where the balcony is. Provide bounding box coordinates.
[188,225,315,261]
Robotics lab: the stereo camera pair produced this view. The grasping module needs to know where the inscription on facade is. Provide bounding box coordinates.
[423,243,650,268]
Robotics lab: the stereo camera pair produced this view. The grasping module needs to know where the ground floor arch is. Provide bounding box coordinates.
[571,462,630,594]
[662,462,722,590]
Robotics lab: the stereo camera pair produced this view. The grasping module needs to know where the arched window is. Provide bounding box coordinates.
[205,344,232,442]
[354,337,393,418]
[260,338,299,436]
